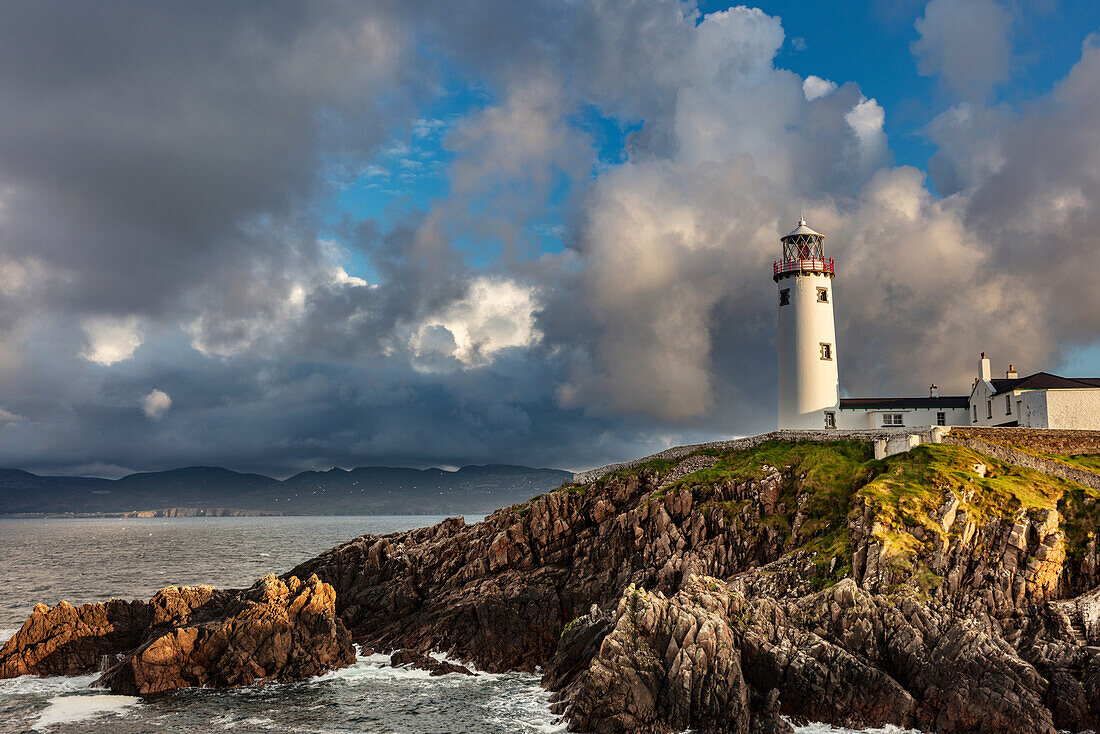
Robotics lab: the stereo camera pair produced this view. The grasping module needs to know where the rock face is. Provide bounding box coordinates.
[7,436,1100,733]
[389,649,475,676]
[0,575,353,694]
[0,597,152,678]
[285,439,1100,733]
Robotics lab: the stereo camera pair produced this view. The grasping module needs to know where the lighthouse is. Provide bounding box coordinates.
[775,218,839,429]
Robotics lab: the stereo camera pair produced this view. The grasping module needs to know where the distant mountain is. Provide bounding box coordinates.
[0,464,572,516]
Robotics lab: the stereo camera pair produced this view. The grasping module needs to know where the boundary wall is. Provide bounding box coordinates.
[942,431,1100,492]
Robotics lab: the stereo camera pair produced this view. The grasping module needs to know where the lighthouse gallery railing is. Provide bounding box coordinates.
[773,257,834,278]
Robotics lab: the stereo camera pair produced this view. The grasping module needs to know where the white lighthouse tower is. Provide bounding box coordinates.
[775,217,839,429]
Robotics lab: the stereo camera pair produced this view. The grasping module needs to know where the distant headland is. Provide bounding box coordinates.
[0,464,572,517]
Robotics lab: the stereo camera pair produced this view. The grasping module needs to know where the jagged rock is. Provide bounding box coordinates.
[751,689,794,734]
[0,575,353,695]
[99,574,353,694]
[390,649,475,676]
[0,598,151,678]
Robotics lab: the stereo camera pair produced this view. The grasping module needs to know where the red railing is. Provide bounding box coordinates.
[773,257,834,278]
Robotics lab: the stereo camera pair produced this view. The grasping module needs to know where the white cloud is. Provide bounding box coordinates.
[410,276,541,371]
[412,118,446,138]
[142,389,172,419]
[912,0,1012,100]
[803,75,837,100]
[845,96,888,174]
[0,407,23,426]
[80,316,143,366]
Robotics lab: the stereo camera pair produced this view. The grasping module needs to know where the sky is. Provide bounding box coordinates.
[1,0,1100,477]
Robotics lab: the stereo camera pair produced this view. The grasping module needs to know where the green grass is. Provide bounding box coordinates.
[860,444,1069,530]
[855,444,1093,576]
[666,440,879,586]
[566,437,1098,590]
[607,457,677,482]
[1043,453,1100,473]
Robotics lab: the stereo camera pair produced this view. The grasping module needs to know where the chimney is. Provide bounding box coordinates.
[979,352,991,382]
[1006,364,1018,379]
[930,383,939,398]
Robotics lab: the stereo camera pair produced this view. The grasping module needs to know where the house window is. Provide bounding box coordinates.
[779,289,790,306]
[824,411,836,429]
[882,413,904,426]
[986,400,992,419]
[1005,395,1011,415]
[816,287,828,303]
[937,412,946,426]
[972,405,977,422]
[820,343,832,360]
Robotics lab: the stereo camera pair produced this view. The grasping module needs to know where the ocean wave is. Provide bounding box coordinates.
[794,723,920,734]
[0,627,20,646]
[317,653,446,684]
[212,713,277,729]
[0,673,100,696]
[32,693,141,731]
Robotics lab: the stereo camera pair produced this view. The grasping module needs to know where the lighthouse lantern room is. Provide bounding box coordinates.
[775,218,839,429]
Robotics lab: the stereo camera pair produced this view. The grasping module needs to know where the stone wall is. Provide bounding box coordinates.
[954,427,1100,456]
[941,432,1100,492]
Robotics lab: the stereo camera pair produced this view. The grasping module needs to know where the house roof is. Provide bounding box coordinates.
[839,396,969,409]
[989,371,1100,395]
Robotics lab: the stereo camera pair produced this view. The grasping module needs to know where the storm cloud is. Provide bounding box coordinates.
[0,1,1098,476]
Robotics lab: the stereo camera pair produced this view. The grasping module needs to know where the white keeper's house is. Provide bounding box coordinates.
[773,218,1100,431]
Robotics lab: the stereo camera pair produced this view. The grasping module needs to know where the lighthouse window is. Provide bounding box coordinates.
[779,289,790,306]
[819,343,832,360]
[816,287,828,303]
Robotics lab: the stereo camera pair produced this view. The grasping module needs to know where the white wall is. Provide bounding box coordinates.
[1017,390,1047,428]
[1044,389,1100,429]
[777,272,838,429]
[967,380,1021,426]
[835,406,969,430]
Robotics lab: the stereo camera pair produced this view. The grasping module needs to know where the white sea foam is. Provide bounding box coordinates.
[794,723,920,734]
[32,693,141,730]
[318,653,440,684]
[0,673,100,696]
[213,713,277,729]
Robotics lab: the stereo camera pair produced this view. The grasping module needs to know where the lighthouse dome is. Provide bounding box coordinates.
[782,217,824,240]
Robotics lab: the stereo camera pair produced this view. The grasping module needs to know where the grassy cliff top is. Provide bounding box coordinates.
[576,439,1100,590]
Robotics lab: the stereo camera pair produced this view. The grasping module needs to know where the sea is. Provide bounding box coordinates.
[0,516,913,733]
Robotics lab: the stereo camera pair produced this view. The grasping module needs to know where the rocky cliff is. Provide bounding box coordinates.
[5,437,1100,732]
[0,574,354,693]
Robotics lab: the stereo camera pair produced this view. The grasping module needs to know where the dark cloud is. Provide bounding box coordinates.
[0,1,1098,477]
